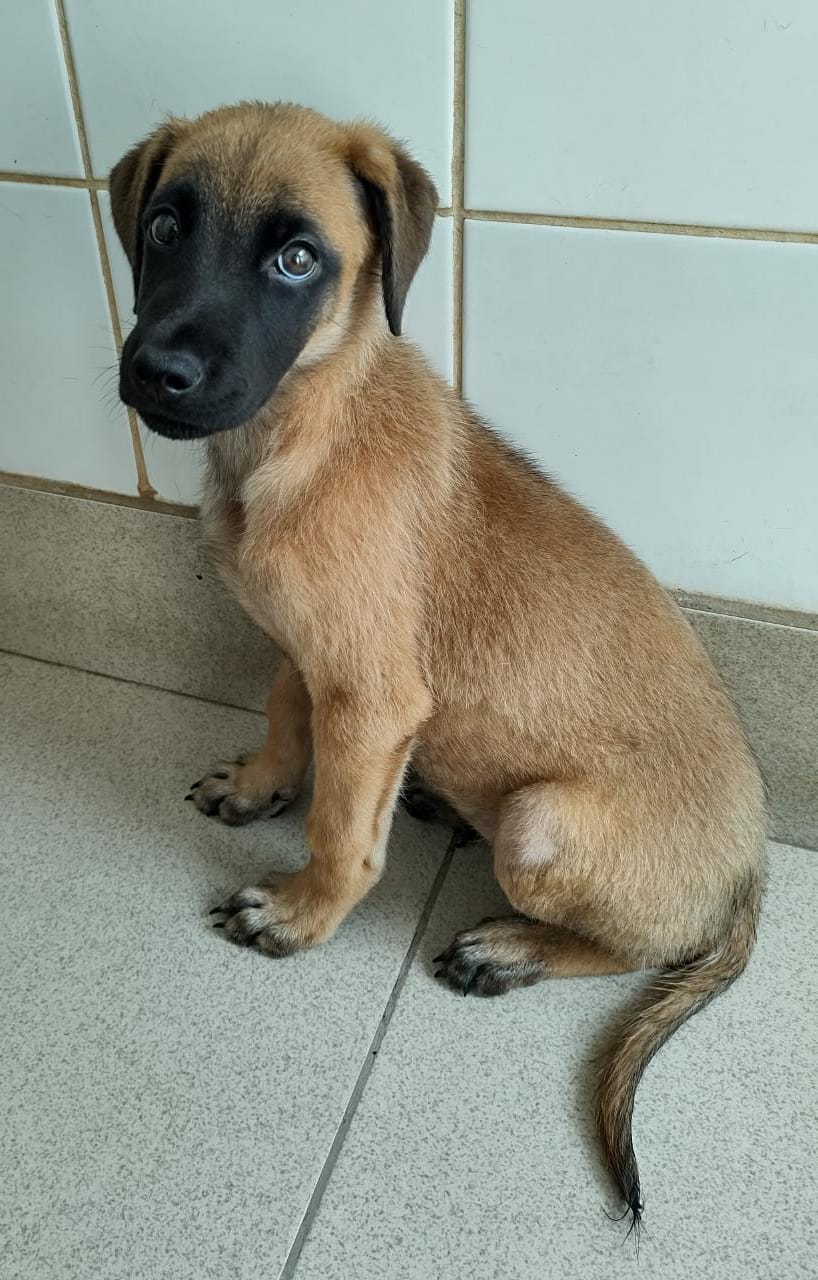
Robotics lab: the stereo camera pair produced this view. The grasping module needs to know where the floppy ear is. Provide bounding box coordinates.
[109,120,185,307]
[346,125,438,336]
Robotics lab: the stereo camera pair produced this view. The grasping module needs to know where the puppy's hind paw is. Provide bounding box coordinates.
[433,917,549,997]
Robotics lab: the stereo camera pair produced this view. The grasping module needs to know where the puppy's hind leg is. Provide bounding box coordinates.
[435,781,637,996]
[188,658,312,825]
[434,918,634,996]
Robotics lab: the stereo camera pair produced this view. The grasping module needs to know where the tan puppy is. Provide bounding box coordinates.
[110,102,766,1227]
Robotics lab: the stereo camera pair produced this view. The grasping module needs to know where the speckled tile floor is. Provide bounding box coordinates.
[1,650,816,1280]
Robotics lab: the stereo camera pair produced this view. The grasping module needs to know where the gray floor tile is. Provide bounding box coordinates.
[293,842,818,1280]
[0,654,447,1280]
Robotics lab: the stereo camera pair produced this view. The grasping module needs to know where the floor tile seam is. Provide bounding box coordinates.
[277,839,458,1280]
[0,646,267,717]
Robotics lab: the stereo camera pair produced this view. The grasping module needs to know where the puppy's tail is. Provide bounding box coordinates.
[595,868,763,1231]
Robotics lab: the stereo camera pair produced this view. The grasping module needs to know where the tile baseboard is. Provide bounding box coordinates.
[0,482,275,712]
[682,609,816,850]
[671,588,818,635]
[1,482,814,848]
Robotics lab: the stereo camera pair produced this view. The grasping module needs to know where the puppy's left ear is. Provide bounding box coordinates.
[109,118,187,306]
[346,125,438,336]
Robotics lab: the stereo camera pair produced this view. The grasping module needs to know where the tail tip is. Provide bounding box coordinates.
[624,1193,644,1239]
[604,1174,644,1244]
[605,1191,644,1231]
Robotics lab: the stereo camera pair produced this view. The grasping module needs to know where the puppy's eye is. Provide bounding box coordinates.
[275,242,317,280]
[149,212,180,246]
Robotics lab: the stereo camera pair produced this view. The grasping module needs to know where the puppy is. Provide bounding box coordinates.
[110,102,766,1226]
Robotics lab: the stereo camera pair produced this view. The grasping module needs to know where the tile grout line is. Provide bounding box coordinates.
[277,838,458,1280]
[0,171,106,189]
[5,165,818,245]
[451,0,467,392]
[52,0,156,500]
[464,207,818,244]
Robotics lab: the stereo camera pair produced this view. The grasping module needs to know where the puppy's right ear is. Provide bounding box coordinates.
[109,120,185,307]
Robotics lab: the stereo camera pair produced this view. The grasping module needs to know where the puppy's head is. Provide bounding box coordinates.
[109,102,437,439]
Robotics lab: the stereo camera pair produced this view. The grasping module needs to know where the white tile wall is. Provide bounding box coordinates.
[463,220,818,611]
[0,184,137,493]
[403,219,455,385]
[2,0,818,610]
[0,0,82,176]
[467,0,818,230]
[63,0,453,199]
[100,194,453,505]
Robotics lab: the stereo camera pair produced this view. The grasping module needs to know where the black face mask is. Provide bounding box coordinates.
[119,178,340,440]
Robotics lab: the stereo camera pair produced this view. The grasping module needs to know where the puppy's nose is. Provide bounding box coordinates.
[131,345,204,398]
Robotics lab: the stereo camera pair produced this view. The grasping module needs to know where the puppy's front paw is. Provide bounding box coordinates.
[210,875,338,956]
[210,887,299,955]
[186,757,297,826]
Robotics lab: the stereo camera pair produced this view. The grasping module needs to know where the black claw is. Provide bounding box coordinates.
[212,771,229,780]
[209,906,226,916]
[434,944,485,996]
[234,926,263,946]
[212,922,225,929]
[190,779,203,790]
[435,960,468,995]
[267,792,289,818]
[457,967,473,995]
[231,893,265,910]
[184,793,193,801]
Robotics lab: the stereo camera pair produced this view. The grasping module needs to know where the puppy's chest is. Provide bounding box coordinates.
[201,469,302,651]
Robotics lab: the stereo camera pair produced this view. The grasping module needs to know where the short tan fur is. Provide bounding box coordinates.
[111,102,767,1228]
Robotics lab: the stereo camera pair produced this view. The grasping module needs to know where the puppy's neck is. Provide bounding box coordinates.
[204,305,388,506]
